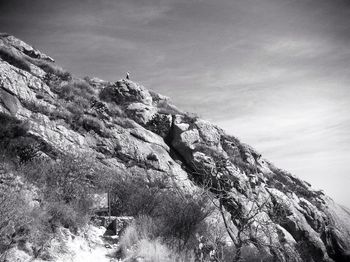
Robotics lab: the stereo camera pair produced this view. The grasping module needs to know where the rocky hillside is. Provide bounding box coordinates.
[1,34,350,262]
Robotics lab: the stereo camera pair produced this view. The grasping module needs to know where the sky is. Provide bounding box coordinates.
[1,0,350,207]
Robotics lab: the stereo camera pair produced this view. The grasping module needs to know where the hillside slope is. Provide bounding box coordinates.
[1,34,350,262]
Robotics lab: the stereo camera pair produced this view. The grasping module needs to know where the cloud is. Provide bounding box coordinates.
[1,0,350,206]
[262,36,334,58]
[116,1,172,25]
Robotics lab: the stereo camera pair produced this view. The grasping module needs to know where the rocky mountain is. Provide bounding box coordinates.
[1,34,350,262]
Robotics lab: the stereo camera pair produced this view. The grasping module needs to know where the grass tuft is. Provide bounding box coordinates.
[0,46,31,72]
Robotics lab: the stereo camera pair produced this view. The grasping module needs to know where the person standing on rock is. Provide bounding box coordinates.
[126,72,130,80]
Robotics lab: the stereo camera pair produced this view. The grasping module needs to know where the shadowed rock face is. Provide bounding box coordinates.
[1,34,350,261]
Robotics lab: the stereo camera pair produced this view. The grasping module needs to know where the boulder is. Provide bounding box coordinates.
[100,80,152,106]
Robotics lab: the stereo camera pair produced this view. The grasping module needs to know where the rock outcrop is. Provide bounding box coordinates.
[1,34,350,262]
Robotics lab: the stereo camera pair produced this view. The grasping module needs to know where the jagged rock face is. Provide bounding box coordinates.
[1,34,350,262]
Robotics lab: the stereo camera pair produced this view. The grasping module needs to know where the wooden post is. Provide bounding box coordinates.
[108,190,111,221]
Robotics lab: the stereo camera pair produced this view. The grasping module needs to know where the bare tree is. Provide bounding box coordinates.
[191,155,289,262]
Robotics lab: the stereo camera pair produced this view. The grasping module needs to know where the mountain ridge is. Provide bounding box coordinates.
[1,34,350,262]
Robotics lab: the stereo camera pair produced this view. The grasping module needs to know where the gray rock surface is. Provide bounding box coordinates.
[1,34,350,262]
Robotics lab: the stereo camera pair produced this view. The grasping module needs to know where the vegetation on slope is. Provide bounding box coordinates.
[0,115,269,261]
[0,46,31,72]
[2,34,348,261]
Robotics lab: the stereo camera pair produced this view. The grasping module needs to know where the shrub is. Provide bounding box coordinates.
[49,79,116,137]
[34,61,70,80]
[0,113,40,162]
[46,201,90,232]
[158,193,213,250]
[22,100,53,116]
[0,187,53,259]
[112,172,212,251]
[25,100,72,124]
[44,78,117,137]
[99,85,115,103]
[220,135,258,175]
[6,136,41,162]
[111,174,168,217]
[112,183,160,217]
[43,73,65,92]
[46,106,72,122]
[26,208,53,258]
[22,154,113,203]
[66,115,111,137]
[48,158,93,202]
[267,163,319,201]
[22,54,71,80]
[0,46,31,72]
[58,80,95,100]
[232,157,256,175]
[58,84,78,101]
[51,79,95,113]
[146,113,172,138]
[0,186,29,254]
[81,116,104,135]
[0,175,53,257]
[106,102,125,118]
[0,113,28,139]
[69,95,91,110]
[0,154,115,258]
[66,102,84,116]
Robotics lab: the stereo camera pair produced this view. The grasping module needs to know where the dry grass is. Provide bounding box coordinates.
[55,79,95,101]
[25,56,71,80]
[133,239,174,262]
[119,216,196,262]
[0,46,31,72]
[112,117,137,129]
[156,100,182,115]
[0,46,70,80]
